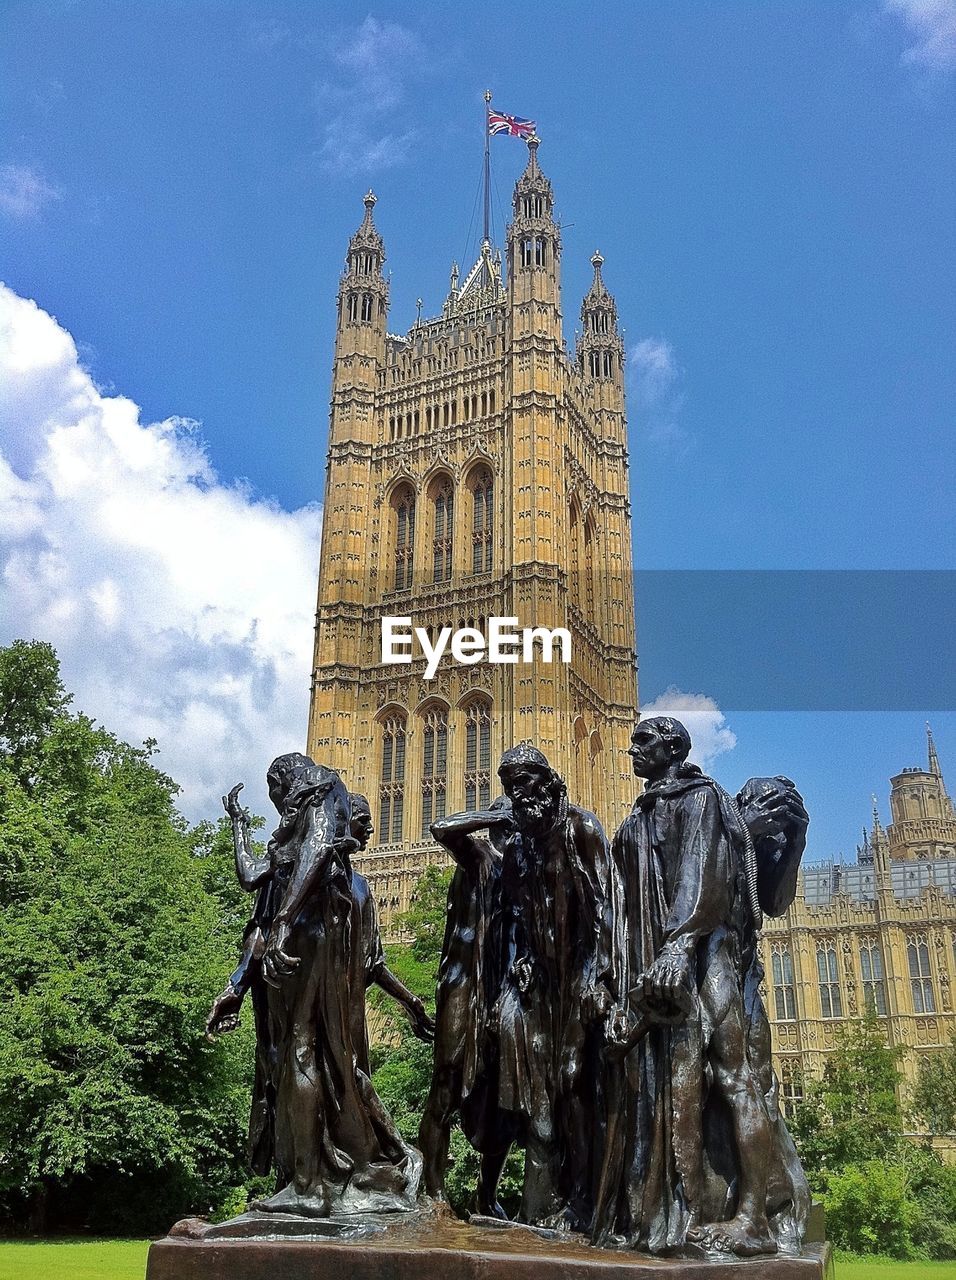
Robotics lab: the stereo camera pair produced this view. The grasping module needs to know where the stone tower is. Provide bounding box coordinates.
[308,138,638,932]
[887,725,956,861]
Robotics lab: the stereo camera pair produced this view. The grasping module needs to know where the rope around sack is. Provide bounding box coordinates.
[714,782,763,931]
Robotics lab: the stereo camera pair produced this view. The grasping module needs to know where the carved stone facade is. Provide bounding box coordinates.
[762,729,956,1138]
[307,141,638,933]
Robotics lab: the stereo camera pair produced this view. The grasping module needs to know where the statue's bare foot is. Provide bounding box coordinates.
[474,1196,509,1220]
[693,1216,777,1257]
[252,1184,330,1218]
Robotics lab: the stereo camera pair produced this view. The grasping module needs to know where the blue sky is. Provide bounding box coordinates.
[0,2,953,852]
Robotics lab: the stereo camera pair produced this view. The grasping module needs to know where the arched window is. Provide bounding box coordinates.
[361,293,373,322]
[392,484,415,590]
[470,466,493,574]
[431,477,454,583]
[584,515,596,620]
[378,712,406,843]
[464,698,492,810]
[420,705,448,838]
[908,935,936,1013]
[816,943,843,1019]
[771,947,797,1020]
[860,939,887,1015]
[779,1061,803,1120]
[347,293,358,322]
[569,500,582,609]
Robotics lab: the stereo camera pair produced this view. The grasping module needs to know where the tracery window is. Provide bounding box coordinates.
[908,935,936,1013]
[431,478,454,583]
[392,484,416,590]
[860,939,888,1015]
[420,705,448,839]
[464,698,492,811]
[771,946,797,1020]
[583,515,596,620]
[378,713,406,844]
[779,1061,803,1120]
[470,467,494,574]
[816,944,843,1019]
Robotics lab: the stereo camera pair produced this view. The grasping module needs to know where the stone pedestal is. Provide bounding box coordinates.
[146,1209,834,1280]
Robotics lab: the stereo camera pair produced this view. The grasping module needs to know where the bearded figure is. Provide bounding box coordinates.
[490,744,618,1230]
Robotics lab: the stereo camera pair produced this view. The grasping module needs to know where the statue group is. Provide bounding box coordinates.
[207,717,812,1261]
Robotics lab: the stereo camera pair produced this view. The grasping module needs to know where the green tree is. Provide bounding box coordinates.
[0,640,70,789]
[789,1014,956,1260]
[0,641,255,1234]
[789,1012,905,1176]
[911,1034,956,1136]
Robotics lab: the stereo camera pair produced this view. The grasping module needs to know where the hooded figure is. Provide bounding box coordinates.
[492,744,618,1230]
[593,718,809,1258]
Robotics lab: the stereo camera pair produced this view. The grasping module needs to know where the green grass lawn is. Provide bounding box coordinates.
[1,1241,956,1280]
[837,1264,956,1280]
[0,1239,150,1280]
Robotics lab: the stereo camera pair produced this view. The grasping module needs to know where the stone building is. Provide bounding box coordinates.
[307,137,638,932]
[761,727,956,1118]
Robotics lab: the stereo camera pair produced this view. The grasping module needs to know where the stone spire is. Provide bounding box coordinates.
[577,249,624,388]
[347,190,385,267]
[871,795,890,875]
[928,722,942,777]
[337,190,388,340]
[507,133,561,316]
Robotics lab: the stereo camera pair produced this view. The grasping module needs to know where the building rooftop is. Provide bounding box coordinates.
[802,856,956,907]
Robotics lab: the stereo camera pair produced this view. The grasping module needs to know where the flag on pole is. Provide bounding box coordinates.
[488,109,536,139]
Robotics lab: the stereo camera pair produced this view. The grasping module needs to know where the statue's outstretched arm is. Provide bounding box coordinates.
[223,783,270,891]
[375,966,436,1041]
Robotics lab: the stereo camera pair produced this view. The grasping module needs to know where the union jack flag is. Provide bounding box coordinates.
[488,109,536,139]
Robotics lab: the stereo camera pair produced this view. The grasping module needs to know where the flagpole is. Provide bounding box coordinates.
[483,89,492,246]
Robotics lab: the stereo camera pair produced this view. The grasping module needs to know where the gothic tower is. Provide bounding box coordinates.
[308,139,638,932]
[887,725,956,861]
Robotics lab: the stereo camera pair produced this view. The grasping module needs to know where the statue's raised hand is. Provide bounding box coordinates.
[223,783,249,824]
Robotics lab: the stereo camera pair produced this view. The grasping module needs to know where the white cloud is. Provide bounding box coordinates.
[639,685,737,772]
[883,0,956,71]
[316,17,424,174]
[627,337,690,451]
[0,164,61,221]
[0,283,322,824]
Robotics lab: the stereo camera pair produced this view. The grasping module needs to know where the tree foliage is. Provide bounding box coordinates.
[911,1035,956,1136]
[790,1013,956,1259]
[0,641,255,1233]
[789,1012,905,1173]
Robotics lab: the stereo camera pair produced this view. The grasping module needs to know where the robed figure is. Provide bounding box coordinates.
[594,718,809,1258]
[208,754,421,1218]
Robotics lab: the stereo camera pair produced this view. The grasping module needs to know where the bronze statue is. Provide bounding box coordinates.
[207,755,421,1217]
[197,728,811,1262]
[420,795,517,1216]
[593,717,809,1257]
[482,746,616,1229]
[735,775,812,1253]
